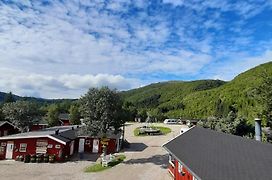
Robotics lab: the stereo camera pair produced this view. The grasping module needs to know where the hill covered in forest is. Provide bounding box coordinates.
[121,62,272,124]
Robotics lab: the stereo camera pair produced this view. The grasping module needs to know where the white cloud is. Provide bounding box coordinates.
[0,0,271,98]
[207,51,272,81]
[0,68,140,98]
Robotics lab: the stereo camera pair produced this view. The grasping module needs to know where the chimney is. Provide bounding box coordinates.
[55,129,59,135]
[255,118,262,141]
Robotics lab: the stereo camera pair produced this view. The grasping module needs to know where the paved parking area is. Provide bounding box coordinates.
[0,123,185,180]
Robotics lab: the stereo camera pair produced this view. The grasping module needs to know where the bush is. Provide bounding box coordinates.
[24,154,30,163]
[49,155,56,163]
[30,154,36,163]
[36,154,43,163]
[43,154,49,163]
[15,155,20,161]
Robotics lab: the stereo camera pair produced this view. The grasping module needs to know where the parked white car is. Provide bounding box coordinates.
[163,119,179,124]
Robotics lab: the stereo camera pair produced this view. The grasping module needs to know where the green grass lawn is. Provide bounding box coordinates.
[134,126,171,136]
[84,155,126,173]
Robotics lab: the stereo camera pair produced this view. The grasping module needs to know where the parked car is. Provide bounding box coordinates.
[163,119,179,124]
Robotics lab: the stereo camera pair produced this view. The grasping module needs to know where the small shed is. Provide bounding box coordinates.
[76,129,122,155]
[59,113,71,126]
[0,126,78,161]
[0,121,19,137]
[30,118,48,131]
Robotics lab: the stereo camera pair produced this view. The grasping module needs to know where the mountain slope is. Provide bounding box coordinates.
[122,62,272,123]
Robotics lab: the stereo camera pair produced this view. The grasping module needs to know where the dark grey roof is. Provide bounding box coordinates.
[163,127,272,180]
[77,126,122,139]
[59,113,69,120]
[33,117,48,125]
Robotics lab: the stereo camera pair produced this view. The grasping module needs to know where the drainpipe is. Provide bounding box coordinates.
[255,118,262,141]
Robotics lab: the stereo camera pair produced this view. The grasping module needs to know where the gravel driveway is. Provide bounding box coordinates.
[0,123,184,180]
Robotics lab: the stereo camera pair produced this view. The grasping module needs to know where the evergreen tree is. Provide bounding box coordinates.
[4,92,15,103]
[257,72,272,127]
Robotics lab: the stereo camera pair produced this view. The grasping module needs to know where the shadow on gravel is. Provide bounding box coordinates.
[123,154,168,169]
[123,142,148,152]
[70,153,100,162]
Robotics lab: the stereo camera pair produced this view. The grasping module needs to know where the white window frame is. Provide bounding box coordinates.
[55,144,61,149]
[85,140,91,145]
[178,161,183,173]
[169,154,175,167]
[19,143,27,152]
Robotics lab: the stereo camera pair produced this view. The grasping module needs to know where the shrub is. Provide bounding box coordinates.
[43,154,49,163]
[49,155,56,163]
[30,154,36,163]
[24,154,30,163]
[36,154,43,163]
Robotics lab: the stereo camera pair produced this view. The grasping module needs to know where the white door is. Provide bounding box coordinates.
[5,141,14,159]
[78,138,85,153]
[92,139,99,153]
[70,141,74,155]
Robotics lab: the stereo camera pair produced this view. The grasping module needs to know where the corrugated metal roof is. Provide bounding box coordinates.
[163,127,272,180]
[0,126,79,144]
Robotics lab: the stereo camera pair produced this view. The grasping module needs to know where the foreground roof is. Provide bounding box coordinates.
[163,127,272,180]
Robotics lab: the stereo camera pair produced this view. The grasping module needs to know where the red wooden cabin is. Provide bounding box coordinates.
[76,130,122,155]
[58,113,71,126]
[0,121,19,137]
[0,126,77,161]
[163,127,272,180]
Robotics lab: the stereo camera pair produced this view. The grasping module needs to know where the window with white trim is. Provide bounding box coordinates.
[178,161,183,173]
[178,162,186,176]
[19,143,27,152]
[169,154,175,167]
[193,176,198,180]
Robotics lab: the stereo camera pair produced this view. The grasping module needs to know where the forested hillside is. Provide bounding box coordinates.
[121,62,272,124]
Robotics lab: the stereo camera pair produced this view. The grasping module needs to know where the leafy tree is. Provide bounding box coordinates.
[4,92,15,103]
[46,104,60,127]
[0,108,4,120]
[2,101,39,132]
[256,72,272,127]
[79,87,125,136]
[137,109,147,122]
[198,114,254,138]
[69,105,81,125]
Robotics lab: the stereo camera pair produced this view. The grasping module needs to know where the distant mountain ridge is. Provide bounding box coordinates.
[121,62,272,123]
[0,92,73,103]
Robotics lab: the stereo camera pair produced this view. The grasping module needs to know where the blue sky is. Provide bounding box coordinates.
[0,0,272,98]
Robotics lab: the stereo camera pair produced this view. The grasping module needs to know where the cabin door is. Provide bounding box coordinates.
[92,139,99,153]
[5,141,14,159]
[78,138,85,153]
[70,141,74,155]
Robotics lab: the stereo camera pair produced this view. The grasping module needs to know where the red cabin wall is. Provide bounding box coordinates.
[78,137,117,154]
[0,123,19,137]
[168,159,194,180]
[30,125,47,131]
[0,137,70,161]
[60,119,70,126]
